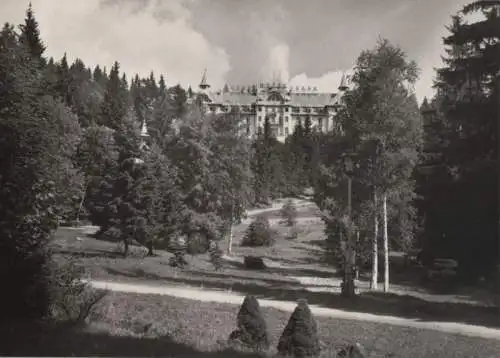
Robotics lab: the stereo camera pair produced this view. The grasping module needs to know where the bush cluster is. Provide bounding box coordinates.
[241,215,276,247]
[228,296,322,357]
[244,256,267,270]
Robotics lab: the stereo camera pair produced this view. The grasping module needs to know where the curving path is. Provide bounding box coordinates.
[86,279,500,341]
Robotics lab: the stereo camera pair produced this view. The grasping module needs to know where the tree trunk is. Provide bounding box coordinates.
[227,201,234,255]
[75,180,89,226]
[371,190,379,290]
[355,230,360,281]
[123,238,129,257]
[147,240,154,256]
[342,177,356,298]
[383,193,389,292]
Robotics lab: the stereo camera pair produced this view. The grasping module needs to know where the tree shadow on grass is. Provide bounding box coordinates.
[54,248,123,259]
[0,321,263,357]
[103,267,500,330]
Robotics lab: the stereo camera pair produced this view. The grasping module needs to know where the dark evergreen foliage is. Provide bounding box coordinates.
[277,299,321,358]
[417,1,499,281]
[228,295,270,351]
[241,215,276,247]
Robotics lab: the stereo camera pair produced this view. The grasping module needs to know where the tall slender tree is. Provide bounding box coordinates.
[420,1,499,281]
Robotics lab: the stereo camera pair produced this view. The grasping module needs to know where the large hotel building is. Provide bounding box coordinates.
[197,70,349,142]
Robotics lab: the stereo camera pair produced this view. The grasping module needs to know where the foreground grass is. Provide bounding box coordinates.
[2,292,500,357]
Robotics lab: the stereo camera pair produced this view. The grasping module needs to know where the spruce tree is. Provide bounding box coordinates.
[0,23,60,319]
[99,61,129,130]
[420,1,499,280]
[102,112,144,256]
[18,3,46,65]
[229,295,269,351]
[277,300,320,358]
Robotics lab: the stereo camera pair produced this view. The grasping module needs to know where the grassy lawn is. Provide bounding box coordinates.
[2,292,500,357]
[49,200,500,333]
[52,217,333,286]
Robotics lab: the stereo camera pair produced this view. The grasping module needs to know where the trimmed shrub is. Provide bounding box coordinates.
[280,199,298,227]
[241,215,276,247]
[228,295,270,352]
[277,299,320,358]
[244,256,267,270]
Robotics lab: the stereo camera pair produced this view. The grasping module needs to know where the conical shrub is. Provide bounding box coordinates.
[228,295,270,351]
[277,299,320,358]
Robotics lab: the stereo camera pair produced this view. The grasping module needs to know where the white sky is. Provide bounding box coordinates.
[0,0,479,103]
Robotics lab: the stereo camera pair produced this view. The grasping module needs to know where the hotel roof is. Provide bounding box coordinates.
[206,91,339,107]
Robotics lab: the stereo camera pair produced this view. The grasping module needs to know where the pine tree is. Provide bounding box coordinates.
[168,84,188,119]
[99,61,129,130]
[229,295,269,351]
[54,53,71,105]
[18,3,46,65]
[277,300,320,358]
[77,124,119,227]
[100,112,144,256]
[137,143,183,255]
[158,74,166,94]
[420,1,499,281]
[0,23,60,319]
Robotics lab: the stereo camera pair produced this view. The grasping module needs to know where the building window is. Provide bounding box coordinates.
[258,106,263,111]
[318,117,323,132]
[285,116,289,122]
[279,127,283,136]
[285,107,289,112]
[285,127,289,136]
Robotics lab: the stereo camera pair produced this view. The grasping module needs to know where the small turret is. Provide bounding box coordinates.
[199,68,210,90]
[338,72,348,91]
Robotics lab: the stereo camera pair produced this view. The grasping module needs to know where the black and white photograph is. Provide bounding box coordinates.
[0,0,498,357]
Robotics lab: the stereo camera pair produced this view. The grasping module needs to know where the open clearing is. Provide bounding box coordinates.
[42,198,500,357]
[3,292,500,357]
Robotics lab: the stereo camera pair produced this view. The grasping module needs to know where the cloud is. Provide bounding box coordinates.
[289,71,344,93]
[0,0,230,89]
[265,43,290,82]
[0,0,475,102]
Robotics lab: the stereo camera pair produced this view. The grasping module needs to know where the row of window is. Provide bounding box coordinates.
[207,105,332,114]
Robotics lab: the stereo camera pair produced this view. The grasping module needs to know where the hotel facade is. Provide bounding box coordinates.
[197,71,349,142]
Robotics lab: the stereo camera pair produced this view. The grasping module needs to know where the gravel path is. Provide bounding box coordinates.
[87,279,500,341]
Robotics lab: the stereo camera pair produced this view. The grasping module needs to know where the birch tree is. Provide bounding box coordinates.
[346,38,424,292]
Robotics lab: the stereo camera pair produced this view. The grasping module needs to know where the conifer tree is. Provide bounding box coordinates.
[0,23,61,319]
[18,3,46,65]
[277,300,320,358]
[419,1,499,280]
[229,295,269,351]
[100,61,129,130]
